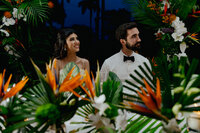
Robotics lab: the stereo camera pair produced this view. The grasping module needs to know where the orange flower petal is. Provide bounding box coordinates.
[124,102,152,113]
[84,70,95,98]
[137,90,158,113]
[156,78,162,109]
[61,66,75,83]
[0,69,6,95]
[80,84,93,99]
[70,89,90,102]
[0,74,3,96]
[143,79,156,100]
[59,74,83,92]
[3,76,28,100]
[46,64,56,91]
[4,74,12,92]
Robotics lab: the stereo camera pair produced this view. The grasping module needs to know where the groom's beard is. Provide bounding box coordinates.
[125,41,141,51]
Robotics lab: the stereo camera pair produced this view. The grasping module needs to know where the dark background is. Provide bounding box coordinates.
[49,0,158,74]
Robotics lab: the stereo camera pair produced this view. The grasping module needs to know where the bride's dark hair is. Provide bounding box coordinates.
[53,28,78,59]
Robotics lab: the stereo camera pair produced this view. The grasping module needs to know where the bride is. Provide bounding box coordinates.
[52,28,90,132]
[52,28,90,79]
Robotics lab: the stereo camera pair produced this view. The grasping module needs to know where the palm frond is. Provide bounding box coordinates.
[123,0,163,28]
[125,115,161,132]
[18,0,50,26]
[172,0,197,20]
[190,18,200,33]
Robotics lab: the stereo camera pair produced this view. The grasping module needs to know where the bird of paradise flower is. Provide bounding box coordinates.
[2,60,88,132]
[123,78,169,123]
[0,69,28,103]
[31,59,85,97]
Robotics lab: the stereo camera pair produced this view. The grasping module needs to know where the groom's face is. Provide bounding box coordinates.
[125,28,141,51]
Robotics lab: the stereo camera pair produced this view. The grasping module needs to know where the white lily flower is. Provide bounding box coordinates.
[12,8,24,19]
[0,29,10,37]
[23,16,27,22]
[171,17,180,27]
[174,27,187,35]
[92,94,109,116]
[155,28,164,35]
[180,42,187,54]
[171,16,187,42]
[115,109,128,131]
[175,42,187,59]
[2,16,15,26]
[89,113,114,129]
[171,33,184,42]
[12,8,18,18]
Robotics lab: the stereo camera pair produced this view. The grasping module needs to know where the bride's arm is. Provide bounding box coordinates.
[84,59,90,74]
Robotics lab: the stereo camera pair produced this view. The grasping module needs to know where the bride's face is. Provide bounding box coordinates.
[66,33,80,53]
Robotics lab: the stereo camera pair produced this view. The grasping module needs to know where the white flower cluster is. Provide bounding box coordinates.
[171,16,187,42]
[89,94,128,132]
[0,8,27,37]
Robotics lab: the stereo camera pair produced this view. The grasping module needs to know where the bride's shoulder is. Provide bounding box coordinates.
[77,57,89,64]
[52,58,62,66]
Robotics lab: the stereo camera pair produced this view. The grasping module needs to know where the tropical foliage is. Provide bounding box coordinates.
[122,55,199,131]
[124,0,200,56]
[1,60,87,132]
[0,0,56,82]
[0,0,200,132]
[0,69,28,131]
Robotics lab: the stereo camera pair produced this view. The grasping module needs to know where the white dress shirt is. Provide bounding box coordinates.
[100,50,151,95]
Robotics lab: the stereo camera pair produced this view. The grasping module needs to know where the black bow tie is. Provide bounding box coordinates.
[123,56,135,62]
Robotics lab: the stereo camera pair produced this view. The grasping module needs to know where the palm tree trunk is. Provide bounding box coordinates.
[90,9,93,32]
[61,0,65,28]
[95,0,100,39]
[101,0,105,40]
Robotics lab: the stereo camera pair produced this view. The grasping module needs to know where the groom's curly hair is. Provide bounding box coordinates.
[115,22,138,41]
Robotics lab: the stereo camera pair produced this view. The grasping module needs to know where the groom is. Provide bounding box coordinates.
[100,22,151,95]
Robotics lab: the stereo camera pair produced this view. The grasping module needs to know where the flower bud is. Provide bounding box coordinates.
[172,103,182,116]
[69,98,76,106]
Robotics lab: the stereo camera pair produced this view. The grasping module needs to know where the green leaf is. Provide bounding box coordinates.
[0,5,10,11]
[95,61,101,96]
[174,0,197,20]
[30,58,56,102]
[190,17,200,33]
[3,119,37,133]
[102,71,123,104]
[18,0,50,27]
